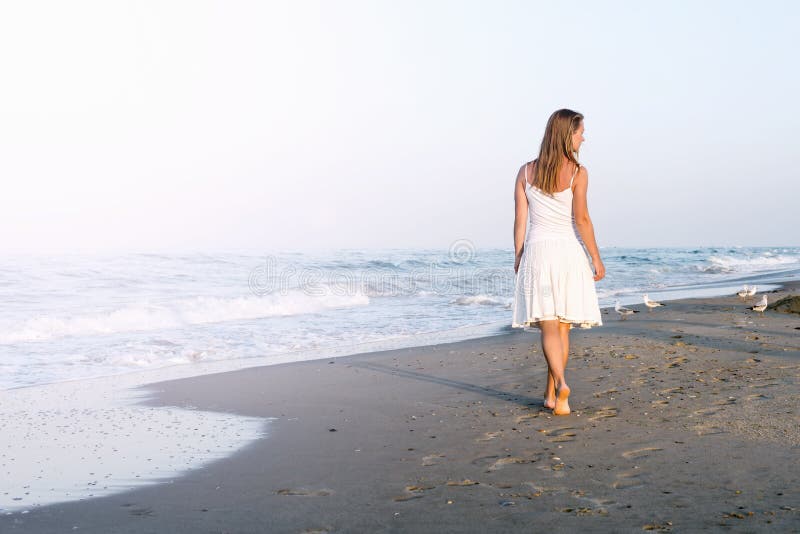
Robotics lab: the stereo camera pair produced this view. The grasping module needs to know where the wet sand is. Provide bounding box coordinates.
[2,284,799,533]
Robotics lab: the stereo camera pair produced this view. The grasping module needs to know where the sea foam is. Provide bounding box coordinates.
[0,287,369,344]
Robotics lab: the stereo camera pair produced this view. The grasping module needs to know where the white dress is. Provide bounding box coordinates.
[511,162,603,329]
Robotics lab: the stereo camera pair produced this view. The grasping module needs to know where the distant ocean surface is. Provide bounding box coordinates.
[1,246,798,390]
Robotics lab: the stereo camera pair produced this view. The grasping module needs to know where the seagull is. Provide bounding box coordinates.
[737,285,750,299]
[615,300,639,320]
[749,294,768,314]
[746,285,758,297]
[643,294,665,312]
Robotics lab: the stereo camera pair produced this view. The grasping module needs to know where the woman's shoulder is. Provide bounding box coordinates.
[519,159,537,178]
[517,160,536,188]
[517,159,537,184]
[572,163,590,189]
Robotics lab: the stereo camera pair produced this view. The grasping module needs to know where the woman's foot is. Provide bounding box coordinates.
[543,395,556,410]
[553,383,571,415]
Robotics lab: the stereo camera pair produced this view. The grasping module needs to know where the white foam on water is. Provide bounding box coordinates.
[451,294,511,306]
[701,252,797,274]
[0,287,369,344]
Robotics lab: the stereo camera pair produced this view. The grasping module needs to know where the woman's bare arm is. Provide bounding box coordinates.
[513,164,528,272]
[572,166,605,281]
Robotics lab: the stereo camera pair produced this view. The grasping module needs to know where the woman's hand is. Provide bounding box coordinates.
[514,250,523,274]
[592,257,605,281]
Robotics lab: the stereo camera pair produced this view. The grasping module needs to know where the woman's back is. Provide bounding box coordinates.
[524,162,584,244]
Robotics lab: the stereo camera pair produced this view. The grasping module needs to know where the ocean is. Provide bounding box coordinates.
[1,246,798,391]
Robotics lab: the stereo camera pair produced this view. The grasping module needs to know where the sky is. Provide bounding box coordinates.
[0,0,797,253]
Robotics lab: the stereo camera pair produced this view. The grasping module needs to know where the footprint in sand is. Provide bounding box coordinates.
[393,493,425,502]
[750,382,779,389]
[642,522,673,531]
[693,425,727,436]
[613,471,644,489]
[713,397,737,406]
[621,447,663,460]
[593,388,618,398]
[691,406,720,417]
[471,454,501,467]
[275,488,333,496]
[515,411,547,424]
[488,456,535,472]
[393,483,435,501]
[488,481,545,499]
[534,459,567,474]
[545,426,578,443]
[477,431,502,442]
[446,479,479,486]
[588,407,618,421]
[422,454,446,466]
[665,357,689,368]
[745,393,770,401]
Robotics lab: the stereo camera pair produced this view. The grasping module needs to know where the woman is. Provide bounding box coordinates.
[511,109,605,416]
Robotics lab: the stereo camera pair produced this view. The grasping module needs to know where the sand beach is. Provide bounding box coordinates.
[2,284,798,533]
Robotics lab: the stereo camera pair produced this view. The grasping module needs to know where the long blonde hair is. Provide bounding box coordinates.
[532,109,583,195]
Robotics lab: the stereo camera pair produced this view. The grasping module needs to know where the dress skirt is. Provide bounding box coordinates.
[511,237,603,329]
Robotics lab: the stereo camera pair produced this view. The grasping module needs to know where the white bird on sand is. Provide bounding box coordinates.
[746,285,758,297]
[737,285,750,299]
[643,294,665,312]
[749,294,768,314]
[615,300,639,320]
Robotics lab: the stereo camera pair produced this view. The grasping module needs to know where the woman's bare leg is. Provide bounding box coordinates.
[544,322,571,409]
[543,372,556,409]
[539,320,570,415]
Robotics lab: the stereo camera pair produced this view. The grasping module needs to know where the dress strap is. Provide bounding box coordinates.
[569,163,580,188]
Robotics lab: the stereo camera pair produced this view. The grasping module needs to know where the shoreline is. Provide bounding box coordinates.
[3,271,796,395]
[2,283,799,532]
